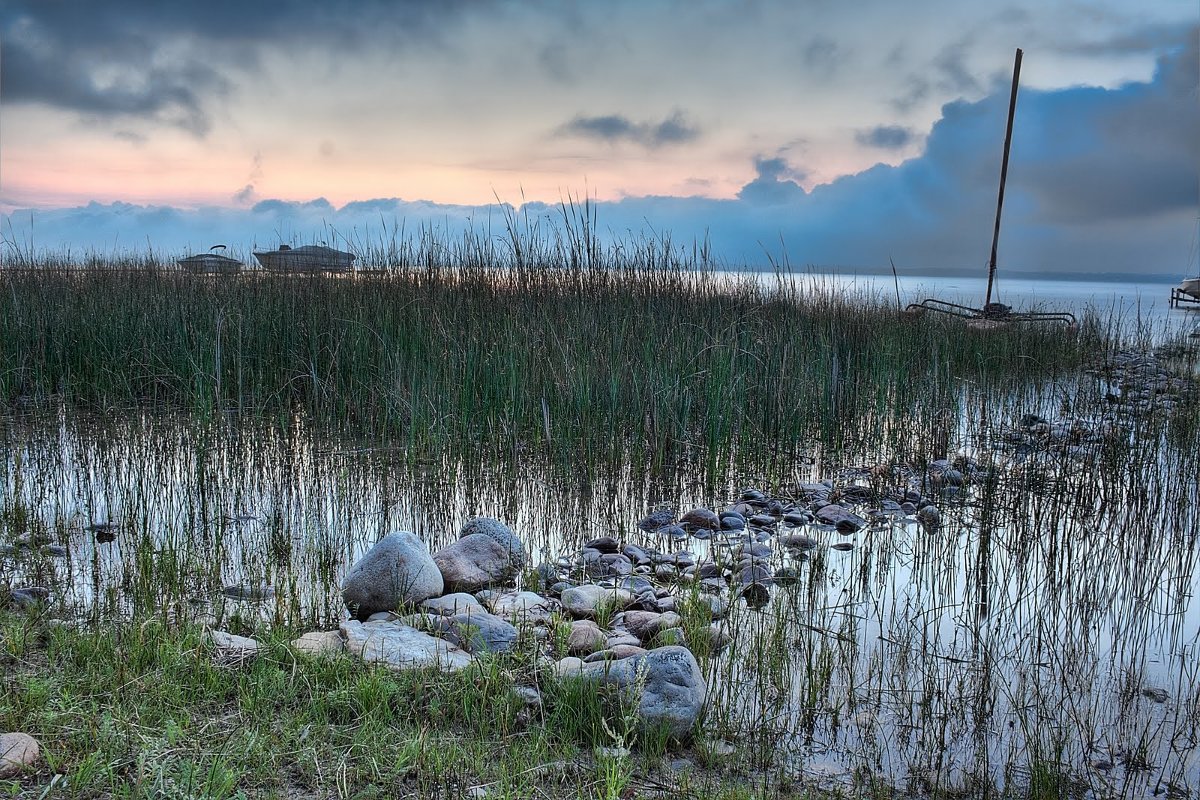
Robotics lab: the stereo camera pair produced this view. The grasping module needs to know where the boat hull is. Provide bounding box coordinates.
[177,254,243,274]
[1178,277,1200,300]
[253,245,355,274]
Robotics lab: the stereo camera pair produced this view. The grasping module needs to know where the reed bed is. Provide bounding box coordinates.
[1,215,1098,472]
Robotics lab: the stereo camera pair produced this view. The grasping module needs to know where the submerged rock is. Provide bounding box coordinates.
[341,532,444,619]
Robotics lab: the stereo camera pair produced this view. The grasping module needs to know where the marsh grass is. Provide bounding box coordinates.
[0,216,1096,473]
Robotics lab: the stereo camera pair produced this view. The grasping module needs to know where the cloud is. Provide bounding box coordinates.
[0,1,475,130]
[557,111,700,148]
[855,125,914,149]
[736,157,807,205]
[5,31,1196,277]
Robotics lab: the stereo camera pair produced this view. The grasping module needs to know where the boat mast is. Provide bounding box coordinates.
[985,47,1023,307]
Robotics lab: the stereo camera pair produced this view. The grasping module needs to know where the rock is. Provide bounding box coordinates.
[0,732,40,778]
[917,505,941,531]
[814,504,866,532]
[434,533,521,593]
[291,630,345,656]
[622,610,682,641]
[573,646,706,739]
[622,544,652,566]
[460,517,527,569]
[583,644,647,662]
[442,610,519,654]
[650,627,687,648]
[486,591,553,623]
[342,532,444,618]
[679,508,720,531]
[638,509,676,532]
[512,685,543,710]
[340,619,473,672]
[560,585,635,619]
[605,634,642,649]
[552,656,586,678]
[567,621,608,655]
[7,587,49,610]
[584,536,620,554]
[420,593,486,617]
[208,630,263,665]
[221,583,275,601]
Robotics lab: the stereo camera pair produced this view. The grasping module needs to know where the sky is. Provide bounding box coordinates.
[1,0,1197,276]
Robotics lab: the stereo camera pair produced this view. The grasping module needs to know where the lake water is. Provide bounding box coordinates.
[1,272,1198,798]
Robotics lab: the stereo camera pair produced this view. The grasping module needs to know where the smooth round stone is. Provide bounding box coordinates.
[778,533,818,550]
[657,525,688,540]
[690,529,712,540]
[719,515,746,531]
[830,542,855,552]
[679,508,720,530]
[0,732,40,777]
[584,536,620,554]
[739,489,766,502]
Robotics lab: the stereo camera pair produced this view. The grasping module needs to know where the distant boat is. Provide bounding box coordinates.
[178,245,242,274]
[252,244,356,273]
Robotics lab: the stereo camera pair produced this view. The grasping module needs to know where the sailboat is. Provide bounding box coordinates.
[904,48,1076,327]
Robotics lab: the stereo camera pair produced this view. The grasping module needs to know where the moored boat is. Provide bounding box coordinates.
[252,244,355,273]
[177,245,243,274]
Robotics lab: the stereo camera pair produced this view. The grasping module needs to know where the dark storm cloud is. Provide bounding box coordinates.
[0,0,475,130]
[855,125,913,149]
[557,111,700,148]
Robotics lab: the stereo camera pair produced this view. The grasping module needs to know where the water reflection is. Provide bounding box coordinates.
[1,408,1197,797]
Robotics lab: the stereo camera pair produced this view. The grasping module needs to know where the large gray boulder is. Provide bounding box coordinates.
[342,532,444,618]
[573,646,706,739]
[434,534,518,593]
[460,517,527,570]
[340,619,473,672]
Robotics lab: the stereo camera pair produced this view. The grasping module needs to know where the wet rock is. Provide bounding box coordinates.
[420,592,486,617]
[622,544,651,566]
[0,732,40,778]
[830,542,855,552]
[221,582,275,601]
[567,620,608,655]
[291,630,345,656]
[656,524,688,540]
[637,509,676,532]
[7,587,49,610]
[584,536,620,554]
[815,504,867,533]
[572,646,706,739]
[40,545,68,558]
[679,508,720,531]
[916,505,942,531]
[778,533,818,551]
[560,585,636,619]
[596,553,633,577]
[1141,687,1170,703]
[460,517,527,570]
[342,532,444,618]
[719,514,746,531]
[340,619,474,672]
